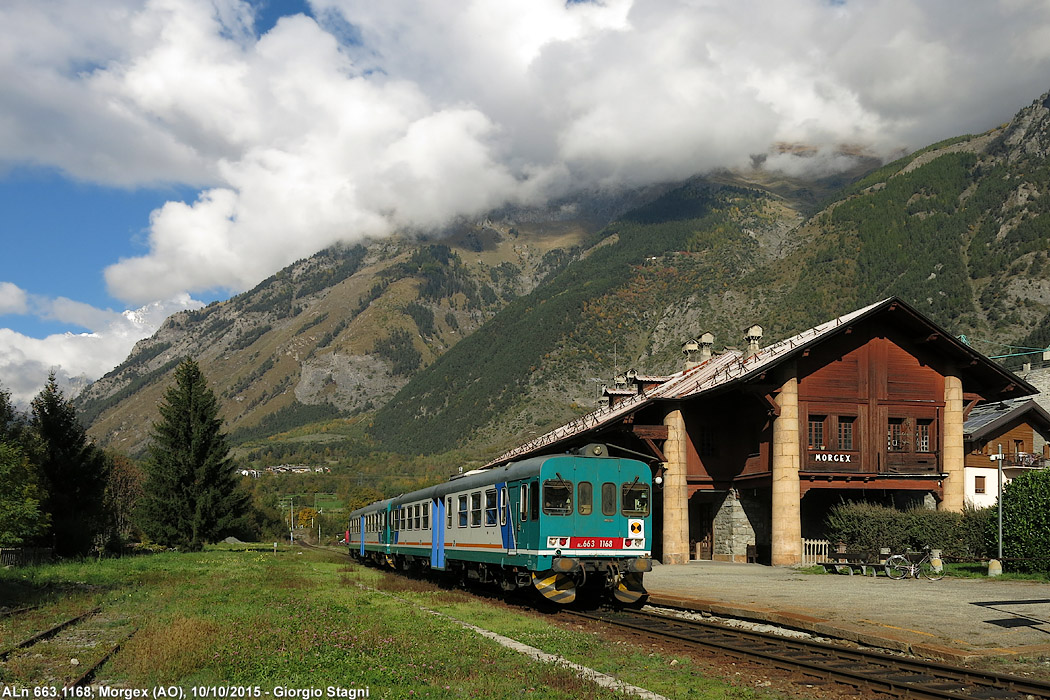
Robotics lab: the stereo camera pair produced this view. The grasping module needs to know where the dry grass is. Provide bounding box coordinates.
[112,616,222,683]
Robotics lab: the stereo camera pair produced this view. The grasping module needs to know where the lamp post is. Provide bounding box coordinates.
[989,444,1004,560]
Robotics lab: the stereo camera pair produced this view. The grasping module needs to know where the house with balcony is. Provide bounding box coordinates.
[964,398,1050,508]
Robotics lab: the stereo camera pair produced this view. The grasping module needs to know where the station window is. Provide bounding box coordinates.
[808,415,827,450]
[975,475,986,494]
[458,495,468,528]
[485,489,497,526]
[542,479,573,516]
[888,418,908,452]
[422,503,430,530]
[499,487,507,526]
[601,482,616,516]
[621,481,650,517]
[838,417,855,451]
[520,484,529,522]
[578,481,593,515]
[530,481,540,521]
[916,419,933,453]
[470,492,482,527]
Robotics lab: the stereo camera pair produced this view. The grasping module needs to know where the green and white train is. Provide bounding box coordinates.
[347,444,653,605]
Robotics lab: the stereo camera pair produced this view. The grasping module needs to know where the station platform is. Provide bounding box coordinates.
[643,560,1050,663]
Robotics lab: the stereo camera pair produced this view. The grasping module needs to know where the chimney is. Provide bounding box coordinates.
[699,331,714,360]
[743,325,763,360]
[682,338,701,370]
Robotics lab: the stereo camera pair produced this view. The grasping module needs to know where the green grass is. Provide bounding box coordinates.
[1,548,779,698]
[798,562,1050,581]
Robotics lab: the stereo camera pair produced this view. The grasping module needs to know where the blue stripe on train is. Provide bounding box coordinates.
[431,498,446,569]
[359,515,365,557]
[498,481,515,550]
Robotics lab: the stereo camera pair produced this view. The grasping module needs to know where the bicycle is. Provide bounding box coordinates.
[885,546,944,580]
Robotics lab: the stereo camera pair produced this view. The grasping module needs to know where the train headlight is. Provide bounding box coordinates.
[552,557,581,573]
[626,557,652,573]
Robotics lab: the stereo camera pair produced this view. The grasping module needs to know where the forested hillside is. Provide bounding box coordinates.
[81,90,1050,470]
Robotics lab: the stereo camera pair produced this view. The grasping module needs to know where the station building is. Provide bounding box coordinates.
[484,297,1037,566]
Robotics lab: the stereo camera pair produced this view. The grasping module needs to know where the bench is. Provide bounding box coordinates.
[819,550,879,576]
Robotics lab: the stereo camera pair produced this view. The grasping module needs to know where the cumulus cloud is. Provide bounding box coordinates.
[0,283,29,315]
[3,0,1050,394]
[0,294,203,407]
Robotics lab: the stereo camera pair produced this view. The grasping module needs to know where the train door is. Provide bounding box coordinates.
[513,478,540,562]
[430,497,446,569]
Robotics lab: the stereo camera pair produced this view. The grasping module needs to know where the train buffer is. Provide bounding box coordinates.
[819,550,879,576]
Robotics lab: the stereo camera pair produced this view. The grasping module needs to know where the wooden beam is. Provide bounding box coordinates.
[630,425,669,440]
[642,437,667,463]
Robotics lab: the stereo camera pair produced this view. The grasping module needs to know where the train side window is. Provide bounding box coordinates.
[520,485,529,522]
[621,481,650,517]
[578,481,593,515]
[470,492,482,527]
[458,495,468,528]
[542,479,573,516]
[499,487,507,526]
[422,503,430,530]
[447,497,452,528]
[530,481,540,521]
[415,504,422,530]
[485,489,497,526]
[601,482,616,516]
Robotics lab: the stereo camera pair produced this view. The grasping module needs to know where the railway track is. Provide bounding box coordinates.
[566,607,1050,700]
[0,606,136,688]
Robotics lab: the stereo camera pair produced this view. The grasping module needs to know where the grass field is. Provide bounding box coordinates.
[0,546,779,699]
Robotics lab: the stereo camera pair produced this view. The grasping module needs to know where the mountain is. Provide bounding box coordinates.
[81,89,1050,463]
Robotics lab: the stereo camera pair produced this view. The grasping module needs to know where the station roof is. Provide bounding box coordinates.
[485,297,1039,468]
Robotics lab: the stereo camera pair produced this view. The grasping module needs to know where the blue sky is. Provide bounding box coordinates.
[2,0,1050,407]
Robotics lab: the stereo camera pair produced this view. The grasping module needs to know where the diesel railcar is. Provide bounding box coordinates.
[347,444,653,605]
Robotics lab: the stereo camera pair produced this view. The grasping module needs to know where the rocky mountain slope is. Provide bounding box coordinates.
[81,89,1050,462]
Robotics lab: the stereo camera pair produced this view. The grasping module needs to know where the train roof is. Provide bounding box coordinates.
[347,450,649,517]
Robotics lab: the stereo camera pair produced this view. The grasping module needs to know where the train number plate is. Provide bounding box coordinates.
[569,537,624,549]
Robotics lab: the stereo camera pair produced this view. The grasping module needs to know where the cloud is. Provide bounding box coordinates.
[0,283,28,315]
[0,294,203,407]
[3,0,1050,309]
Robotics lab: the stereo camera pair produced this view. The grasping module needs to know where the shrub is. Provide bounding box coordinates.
[824,501,990,559]
[997,469,1050,573]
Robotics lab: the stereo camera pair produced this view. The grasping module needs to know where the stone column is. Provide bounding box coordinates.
[940,373,965,512]
[771,364,802,566]
[661,407,690,564]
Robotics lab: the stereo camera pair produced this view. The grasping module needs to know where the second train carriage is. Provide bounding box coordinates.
[347,444,653,605]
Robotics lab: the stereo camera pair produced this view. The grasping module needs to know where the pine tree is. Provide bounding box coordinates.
[30,373,109,556]
[139,359,248,551]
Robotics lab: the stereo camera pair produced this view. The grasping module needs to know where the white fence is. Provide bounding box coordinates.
[801,538,830,565]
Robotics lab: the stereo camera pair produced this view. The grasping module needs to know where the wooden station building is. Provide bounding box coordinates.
[485,297,1037,566]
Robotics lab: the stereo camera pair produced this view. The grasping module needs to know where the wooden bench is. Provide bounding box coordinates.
[819,550,879,576]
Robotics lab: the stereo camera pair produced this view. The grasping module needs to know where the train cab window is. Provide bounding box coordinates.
[601,482,616,516]
[621,481,650,517]
[542,480,573,516]
[447,497,453,528]
[520,485,529,522]
[578,481,593,515]
[530,481,540,521]
[499,487,507,526]
[422,503,430,530]
[458,495,468,527]
[470,492,482,527]
[485,489,497,526]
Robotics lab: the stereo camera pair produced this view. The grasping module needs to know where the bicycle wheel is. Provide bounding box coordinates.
[885,555,910,580]
[919,559,944,581]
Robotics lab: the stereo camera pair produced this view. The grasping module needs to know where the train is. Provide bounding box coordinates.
[346,444,653,605]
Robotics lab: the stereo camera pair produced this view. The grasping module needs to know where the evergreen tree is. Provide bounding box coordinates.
[0,441,48,547]
[139,359,248,551]
[30,373,109,556]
